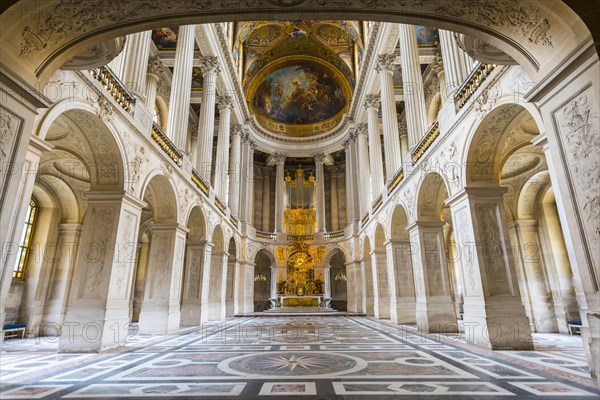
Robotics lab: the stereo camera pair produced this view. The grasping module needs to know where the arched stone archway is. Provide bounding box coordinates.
[328,249,347,312]
[362,237,374,316]
[411,172,458,333]
[30,109,146,351]
[180,206,208,326]
[225,238,237,317]
[254,249,274,312]
[388,204,417,324]
[373,224,390,319]
[204,225,226,321]
[137,174,187,335]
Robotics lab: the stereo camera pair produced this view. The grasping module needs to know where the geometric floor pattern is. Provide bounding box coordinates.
[1,317,598,399]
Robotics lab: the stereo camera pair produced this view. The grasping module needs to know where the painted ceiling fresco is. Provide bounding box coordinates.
[252,61,347,125]
[234,20,363,136]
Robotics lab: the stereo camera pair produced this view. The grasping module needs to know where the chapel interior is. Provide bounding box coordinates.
[0,1,599,398]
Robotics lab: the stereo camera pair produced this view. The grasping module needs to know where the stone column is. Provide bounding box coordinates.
[205,251,228,321]
[199,242,213,323]
[356,124,372,216]
[324,264,332,299]
[262,166,271,231]
[430,52,447,108]
[398,24,428,148]
[228,125,242,217]
[248,143,256,226]
[407,220,458,333]
[399,125,409,167]
[314,153,327,233]
[376,54,403,176]
[364,95,385,201]
[166,25,196,147]
[371,250,390,319]
[120,31,152,100]
[41,224,83,335]
[329,167,339,231]
[180,240,207,326]
[214,95,233,201]
[439,29,473,96]
[386,239,417,324]
[138,223,188,334]
[541,200,580,333]
[513,219,558,332]
[59,192,145,352]
[274,153,286,233]
[241,138,256,225]
[145,56,165,113]
[343,131,360,223]
[345,261,361,312]
[196,56,221,180]
[446,187,534,349]
[238,134,251,222]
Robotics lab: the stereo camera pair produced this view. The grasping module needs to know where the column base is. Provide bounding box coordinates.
[374,296,391,319]
[139,302,181,334]
[390,298,417,324]
[416,297,458,333]
[204,300,226,321]
[463,299,534,350]
[582,313,599,382]
[58,306,130,352]
[180,300,202,326]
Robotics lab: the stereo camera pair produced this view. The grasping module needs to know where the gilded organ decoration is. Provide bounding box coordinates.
[283,165,316,234]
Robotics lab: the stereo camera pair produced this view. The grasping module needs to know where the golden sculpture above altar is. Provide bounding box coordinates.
[276,238,324,297]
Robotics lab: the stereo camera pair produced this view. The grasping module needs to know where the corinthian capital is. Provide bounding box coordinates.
[356,123,368,136]
[363,94,380,110]
[198,56,221,75]
[273,152,287,165]
[313,152,327,164]
[217,94,234,111]
[231,123,242,136]
[147,56,165,77]
[375,54,396,73]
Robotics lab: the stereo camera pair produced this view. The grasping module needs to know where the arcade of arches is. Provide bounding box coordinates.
[0,1,599,398]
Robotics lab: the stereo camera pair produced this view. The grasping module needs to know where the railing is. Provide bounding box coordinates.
[412,121,440,163]
[90,67,136,114]
[287,234,314,242]
[324,230,345,240]
[454,63,495,110]
[361,212,370,227]
[152,123,182,167]
[230,215,239,228]
[372,194,383,213]
[387,168,404,194]
[214,197,227,215]
[191,169,209,196]
[256,231,276,240]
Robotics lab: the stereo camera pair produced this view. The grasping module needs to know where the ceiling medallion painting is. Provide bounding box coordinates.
[247,57,351,136]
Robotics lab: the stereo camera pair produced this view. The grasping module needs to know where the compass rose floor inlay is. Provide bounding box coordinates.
[0,316,597,399]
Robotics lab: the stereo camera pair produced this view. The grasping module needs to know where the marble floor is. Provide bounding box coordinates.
[0,317,597,399]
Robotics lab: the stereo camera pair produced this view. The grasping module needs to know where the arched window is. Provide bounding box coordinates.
[13,197,39,280]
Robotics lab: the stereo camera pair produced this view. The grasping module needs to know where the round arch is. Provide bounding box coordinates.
[462,103,543,187]
[416,172,450,221]
[139,173,179,224]
[0,1,593,85]
[36,103,127,191]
